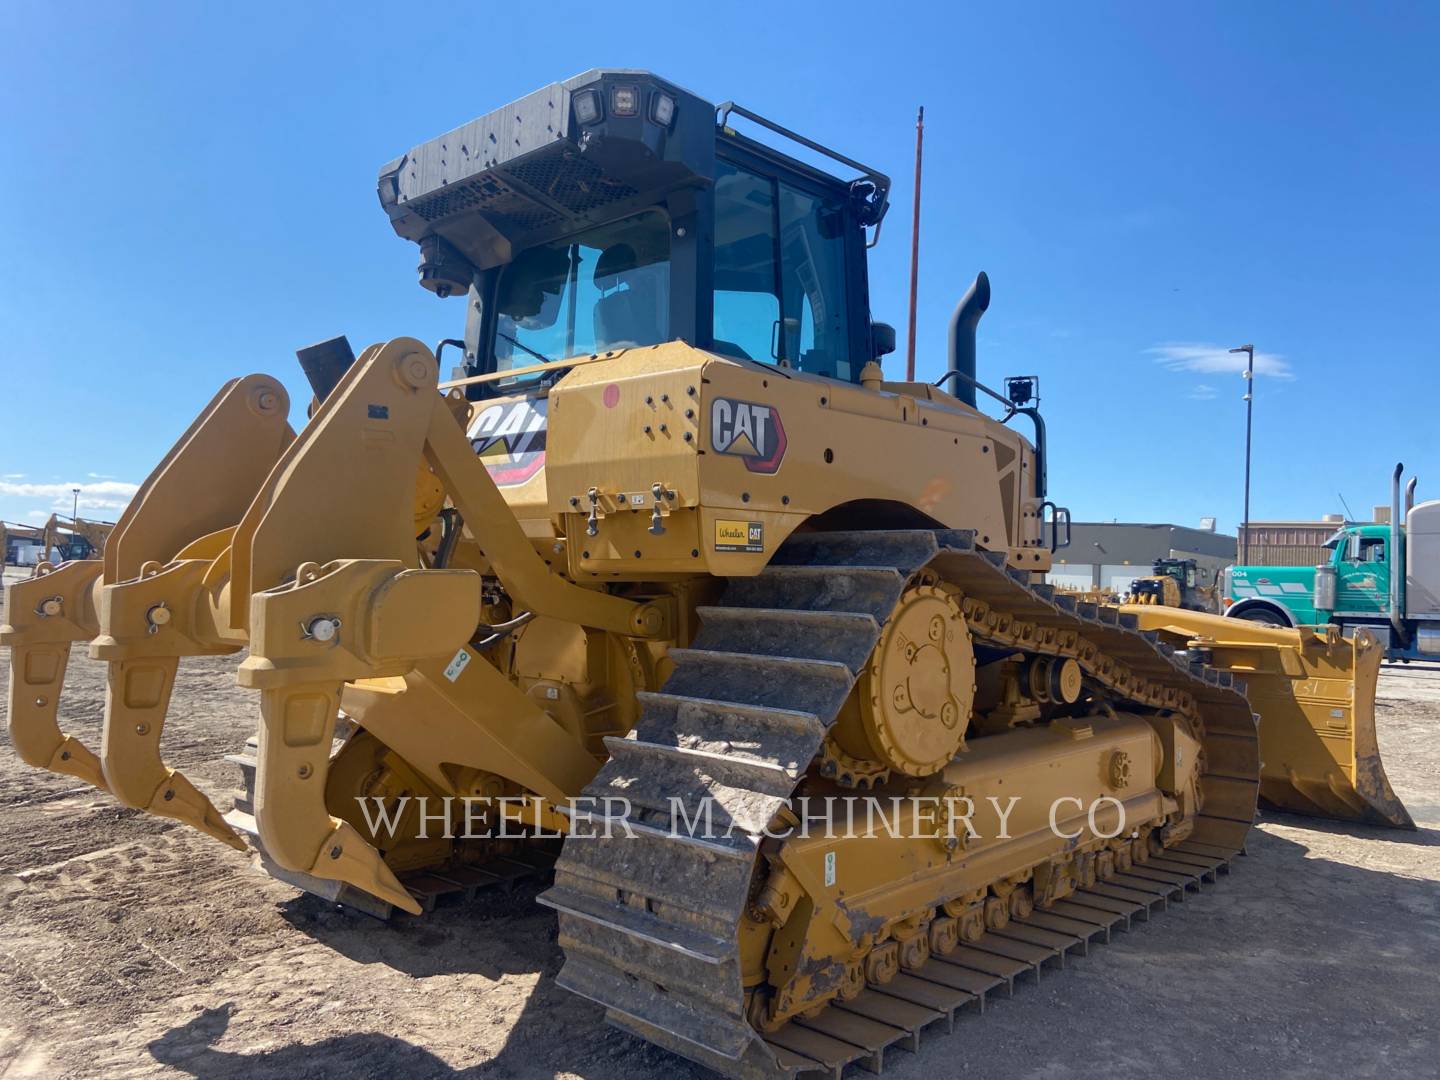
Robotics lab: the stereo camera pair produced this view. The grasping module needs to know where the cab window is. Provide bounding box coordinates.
[712,160,854,381]
[491,209,671,387]
[1355,537,1387,563]
[778,181,852,381]
[712,163,780,364]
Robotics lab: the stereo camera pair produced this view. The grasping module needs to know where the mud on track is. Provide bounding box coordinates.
[1,566,1438,1079]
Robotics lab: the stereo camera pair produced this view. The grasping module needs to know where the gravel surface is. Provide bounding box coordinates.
[1,566,1436,1079]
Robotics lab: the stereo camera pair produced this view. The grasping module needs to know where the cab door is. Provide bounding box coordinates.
[1334,534,1390,616]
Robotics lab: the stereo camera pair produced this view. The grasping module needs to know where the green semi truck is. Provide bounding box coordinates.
[1222,464,1440,661]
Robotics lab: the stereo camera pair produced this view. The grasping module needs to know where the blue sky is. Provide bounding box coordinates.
[2,2,1436,534]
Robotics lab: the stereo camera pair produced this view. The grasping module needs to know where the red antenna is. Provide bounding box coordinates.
[905,105,925,381]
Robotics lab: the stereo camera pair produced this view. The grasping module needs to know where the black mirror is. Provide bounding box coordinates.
[872,322,897,358]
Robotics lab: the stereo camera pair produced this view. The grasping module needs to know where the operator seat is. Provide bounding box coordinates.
[593,243,657,350]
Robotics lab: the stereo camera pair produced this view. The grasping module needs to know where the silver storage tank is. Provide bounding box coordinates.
[1405,500,1440,618]
[1416,624,1440,657]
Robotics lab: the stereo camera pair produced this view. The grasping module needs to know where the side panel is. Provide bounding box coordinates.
[546,343,1046,580]
[1226,565,1319,624]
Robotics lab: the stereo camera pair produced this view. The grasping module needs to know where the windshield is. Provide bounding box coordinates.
[491,209,671,384]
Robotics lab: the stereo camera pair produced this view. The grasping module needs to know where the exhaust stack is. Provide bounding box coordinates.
[1391,463,1407,645]
[946,272,991,408]
[296,336,358,404]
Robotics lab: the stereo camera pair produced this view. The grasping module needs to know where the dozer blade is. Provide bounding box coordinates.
[84,373,293,849]
[1123,604,1414,829]
[1,560,107,789]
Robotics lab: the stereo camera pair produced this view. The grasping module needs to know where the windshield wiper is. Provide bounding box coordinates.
[496,330,554,367]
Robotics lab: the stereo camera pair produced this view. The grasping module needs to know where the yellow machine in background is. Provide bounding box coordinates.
[1,514,113,571]
[0,70,1411,1078]
[51,514,116,562]
[1125,558,1218,613]
[1055,583,1121,606]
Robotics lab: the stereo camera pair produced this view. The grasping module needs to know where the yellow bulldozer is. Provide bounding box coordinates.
[1125,557,1219,612]
[0,70,1412,1077]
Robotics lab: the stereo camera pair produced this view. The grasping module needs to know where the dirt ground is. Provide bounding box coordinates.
[1,564,1437,1080]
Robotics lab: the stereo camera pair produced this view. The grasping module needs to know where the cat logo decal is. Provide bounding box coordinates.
[467,396,547,487]
[710,397,786,474]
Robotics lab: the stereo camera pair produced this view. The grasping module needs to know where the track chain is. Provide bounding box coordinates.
[540,529,1259,1077]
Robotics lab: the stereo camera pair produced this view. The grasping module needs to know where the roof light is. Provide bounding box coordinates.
[611,85,639,117]
[573,90,603,125]
[650,91,676,127]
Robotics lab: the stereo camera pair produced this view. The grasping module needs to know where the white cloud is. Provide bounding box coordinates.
[21,509,51,523]
[86,472,116,480]
[1188,383,1218,400]
[2,473,24,480]
[0,479,139,514]
[1147,343,1294,380]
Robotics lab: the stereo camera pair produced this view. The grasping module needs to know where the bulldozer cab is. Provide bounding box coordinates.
[378,71,892,399]
[1152,557,1198,588]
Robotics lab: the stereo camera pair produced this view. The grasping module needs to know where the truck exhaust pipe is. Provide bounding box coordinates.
[946,272,990,408]
[1391,462,1407,647]
[1405,476,1418,515]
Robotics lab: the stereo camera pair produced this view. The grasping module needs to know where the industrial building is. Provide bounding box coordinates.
[1046,522,1237,594]
[1237,508,1392,567]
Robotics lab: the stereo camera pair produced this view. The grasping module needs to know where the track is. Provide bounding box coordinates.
[541,529,1259,1077]
[758,840,1237,1077]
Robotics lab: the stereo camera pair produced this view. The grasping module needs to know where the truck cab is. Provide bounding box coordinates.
[1224,522,1391,628]
[1223,465,1440,661]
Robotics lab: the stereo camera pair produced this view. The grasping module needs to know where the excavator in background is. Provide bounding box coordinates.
[1,515,113,572]
[49,514,116,562]
[0,70,1414,1077]
[40,515,114,564]
[1126,558,1219,613]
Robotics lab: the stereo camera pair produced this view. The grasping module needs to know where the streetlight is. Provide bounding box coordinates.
[72,487,80,521]
[1230,344,1255,563]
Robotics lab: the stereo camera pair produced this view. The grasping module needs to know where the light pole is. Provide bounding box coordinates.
[1230,344,1254,563]
[72,487,80,521]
